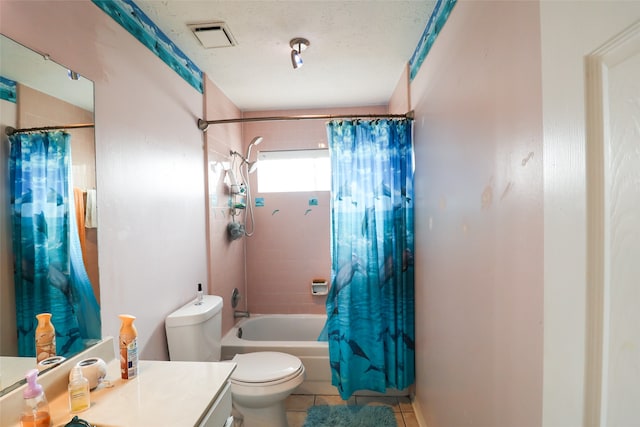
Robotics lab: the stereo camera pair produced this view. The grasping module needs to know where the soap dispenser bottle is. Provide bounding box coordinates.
[20,368,51,427]
[119,314,138,379]
[68,365,90,413]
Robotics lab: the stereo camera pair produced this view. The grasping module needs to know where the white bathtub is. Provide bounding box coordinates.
[221,314,330,394]
[220,314,408,397]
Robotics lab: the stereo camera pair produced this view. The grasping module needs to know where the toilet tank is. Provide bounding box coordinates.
[165,295,223,362]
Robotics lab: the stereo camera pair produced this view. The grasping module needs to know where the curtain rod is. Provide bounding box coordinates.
[197,111,414,131]
[5,123,95,136]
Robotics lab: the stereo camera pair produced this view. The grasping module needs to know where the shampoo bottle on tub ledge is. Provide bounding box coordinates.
[119,314,138,379]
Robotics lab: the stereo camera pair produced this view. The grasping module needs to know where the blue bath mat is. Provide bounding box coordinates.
[303,405,397,427]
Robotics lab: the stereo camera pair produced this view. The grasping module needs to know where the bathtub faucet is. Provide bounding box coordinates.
[234,310,250,318]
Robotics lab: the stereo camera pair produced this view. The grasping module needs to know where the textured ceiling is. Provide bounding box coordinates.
[135,1,436,112]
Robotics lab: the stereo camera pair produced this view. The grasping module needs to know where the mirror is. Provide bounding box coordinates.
[0,34,99,394]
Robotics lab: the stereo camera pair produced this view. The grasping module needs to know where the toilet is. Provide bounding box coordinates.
[165,295,305,427]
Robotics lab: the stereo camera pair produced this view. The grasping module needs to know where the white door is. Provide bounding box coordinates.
[585,20,640,427]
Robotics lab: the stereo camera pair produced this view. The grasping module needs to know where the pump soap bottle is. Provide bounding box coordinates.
[20,369,51,427]
[119,314,138,379]
[68,365,90,413]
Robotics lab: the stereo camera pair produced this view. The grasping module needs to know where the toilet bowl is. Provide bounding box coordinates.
[230,352,305,427]
[164,296,305,427]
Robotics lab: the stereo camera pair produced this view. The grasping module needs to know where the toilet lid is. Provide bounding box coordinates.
[231,352,302,383]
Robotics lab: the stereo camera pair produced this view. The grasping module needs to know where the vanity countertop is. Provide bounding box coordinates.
[43,359,235,427]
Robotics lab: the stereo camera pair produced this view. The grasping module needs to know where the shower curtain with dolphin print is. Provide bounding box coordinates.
[9,131,101,358]
[322,119,415,399]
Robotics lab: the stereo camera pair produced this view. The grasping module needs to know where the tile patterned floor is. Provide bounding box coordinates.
[284,394,420,427]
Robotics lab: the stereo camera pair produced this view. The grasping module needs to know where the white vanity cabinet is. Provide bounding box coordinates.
[41,359,236,427]
[1,338,236,427]
[199,381,233,427]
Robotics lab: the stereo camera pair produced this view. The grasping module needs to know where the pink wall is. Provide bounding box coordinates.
[409,2,544,426]
[388,64,411,115]
[1,0,208,360]
[202,75,245,334]
[241,106,385,314]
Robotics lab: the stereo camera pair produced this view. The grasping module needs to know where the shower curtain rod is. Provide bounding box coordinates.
[197,111,414,130]
[5,123,94,136]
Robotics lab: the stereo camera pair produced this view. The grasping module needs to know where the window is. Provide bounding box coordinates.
[257,149,330,193]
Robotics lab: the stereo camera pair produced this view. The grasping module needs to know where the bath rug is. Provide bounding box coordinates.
[303,405,397,427]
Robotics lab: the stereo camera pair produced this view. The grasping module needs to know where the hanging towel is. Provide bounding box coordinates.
[74,187,86,250]
[85,189,98,228]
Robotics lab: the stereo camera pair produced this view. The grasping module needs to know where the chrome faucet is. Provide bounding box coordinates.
[234,310,250,318]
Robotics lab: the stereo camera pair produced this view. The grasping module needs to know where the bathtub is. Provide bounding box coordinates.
[221,314,408,397]
[221,314,330,394]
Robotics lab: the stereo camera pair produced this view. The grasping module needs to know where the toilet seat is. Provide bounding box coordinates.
[231,352,303,386]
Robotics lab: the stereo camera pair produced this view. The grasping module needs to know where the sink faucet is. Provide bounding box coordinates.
[234,310,250,318]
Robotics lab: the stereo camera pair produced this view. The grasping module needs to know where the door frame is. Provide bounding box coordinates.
[584,19,640,427]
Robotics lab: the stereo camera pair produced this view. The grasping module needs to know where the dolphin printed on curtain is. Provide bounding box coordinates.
[9,131,101,358]
[321,119,415,399]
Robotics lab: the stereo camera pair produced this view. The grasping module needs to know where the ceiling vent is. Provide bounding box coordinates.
[189,22,237,48]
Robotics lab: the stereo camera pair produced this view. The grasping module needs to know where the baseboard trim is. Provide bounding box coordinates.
[412,396,429,427]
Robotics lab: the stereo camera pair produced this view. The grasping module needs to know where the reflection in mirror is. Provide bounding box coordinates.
[0,34,100,395]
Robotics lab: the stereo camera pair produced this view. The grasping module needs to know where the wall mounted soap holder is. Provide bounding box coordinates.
[311,280,329,296]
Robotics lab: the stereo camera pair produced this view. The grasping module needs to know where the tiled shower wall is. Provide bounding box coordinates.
[241,106,386,314]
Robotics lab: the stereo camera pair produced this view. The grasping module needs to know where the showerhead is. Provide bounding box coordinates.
[245,136,264,163]
[249,136,263,147]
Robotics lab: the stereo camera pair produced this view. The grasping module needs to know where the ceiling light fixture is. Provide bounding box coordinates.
[289,37,309,70]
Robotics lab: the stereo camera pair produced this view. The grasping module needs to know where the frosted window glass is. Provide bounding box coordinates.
[257,149,330,192]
